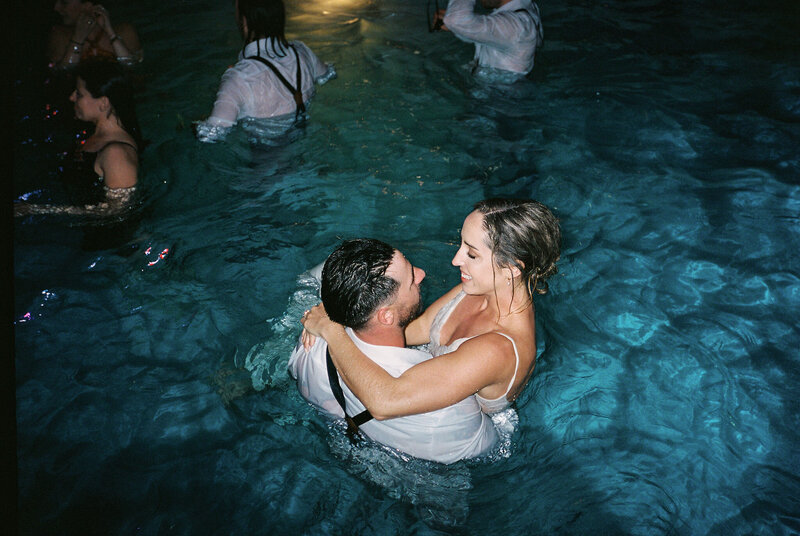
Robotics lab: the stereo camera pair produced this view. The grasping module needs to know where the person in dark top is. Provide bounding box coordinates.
[16,60,142,217]
[49,0,142,69]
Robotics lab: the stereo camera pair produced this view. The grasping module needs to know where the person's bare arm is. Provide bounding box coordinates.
[302,304,513,419]
[95,143,138,189]
[49,9,95,67]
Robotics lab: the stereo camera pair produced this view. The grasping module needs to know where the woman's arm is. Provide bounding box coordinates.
[14,186,134,217]
[110,23,143,65]
[93,6,143,64]
[404,284,462,346]
[302,305,513,419]
[96,143,138,189]
[49,10,95,68]
[47,27,71,65]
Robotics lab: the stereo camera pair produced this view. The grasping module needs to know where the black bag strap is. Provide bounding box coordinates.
[325,346,373,441]
[246,44,306,118]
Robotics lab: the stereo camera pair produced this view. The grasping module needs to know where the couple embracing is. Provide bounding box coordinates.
[289,198,561,464]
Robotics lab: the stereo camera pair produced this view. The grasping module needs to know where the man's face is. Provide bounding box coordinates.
[385,250,426,328]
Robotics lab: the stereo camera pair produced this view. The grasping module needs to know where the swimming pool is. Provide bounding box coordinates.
[13,0,800,533]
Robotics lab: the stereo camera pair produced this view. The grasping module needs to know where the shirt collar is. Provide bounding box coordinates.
[239,38,288,60]
[495,0,532,13]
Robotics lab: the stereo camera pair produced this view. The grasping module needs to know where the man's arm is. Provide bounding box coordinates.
[443,0,529,48]
[195,69,241,142]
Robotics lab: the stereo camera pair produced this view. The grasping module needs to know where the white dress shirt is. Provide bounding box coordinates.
[196,38,335,142]
[288,328,498,464]
[444,0,543,78]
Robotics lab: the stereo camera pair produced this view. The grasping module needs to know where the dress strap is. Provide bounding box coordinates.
[494,332,520,398]
[93,140,139,154]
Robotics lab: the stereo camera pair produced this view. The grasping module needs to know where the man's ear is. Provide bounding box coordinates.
[99,96,111,112]
[375,306,395,326]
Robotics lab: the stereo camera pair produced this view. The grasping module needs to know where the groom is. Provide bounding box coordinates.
[288,239,497,464]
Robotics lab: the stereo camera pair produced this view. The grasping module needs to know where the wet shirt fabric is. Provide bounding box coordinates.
[196,38,335,142]
[443,0,543,78]
[288,328,498,464]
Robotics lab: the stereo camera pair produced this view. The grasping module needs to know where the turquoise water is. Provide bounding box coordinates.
[13,0,800,534]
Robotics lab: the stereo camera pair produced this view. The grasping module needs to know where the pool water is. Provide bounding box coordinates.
[12,0,800,534]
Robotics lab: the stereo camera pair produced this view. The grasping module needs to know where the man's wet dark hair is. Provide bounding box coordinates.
[321,239,400,330]
[237,0,288,48]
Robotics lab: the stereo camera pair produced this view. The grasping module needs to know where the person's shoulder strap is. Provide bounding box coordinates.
[493,332,521,397]
[246,45,306,116]
[96,140,138,154]
[325,346,373,441]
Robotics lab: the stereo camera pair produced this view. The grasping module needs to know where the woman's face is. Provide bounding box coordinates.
[452,211,500,294]
[54,0,88,25]
[70,77,103,122]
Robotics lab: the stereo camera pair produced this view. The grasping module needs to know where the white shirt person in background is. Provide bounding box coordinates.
[195,0,335,143]
[436,0,543,82]
[289,239,498,464]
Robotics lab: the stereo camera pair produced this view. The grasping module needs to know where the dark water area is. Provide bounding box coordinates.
[11,0,800,534]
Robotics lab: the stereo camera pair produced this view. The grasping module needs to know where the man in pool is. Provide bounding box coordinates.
[195,0,335,142]
[288,239,498,464]
[434,0,543,80]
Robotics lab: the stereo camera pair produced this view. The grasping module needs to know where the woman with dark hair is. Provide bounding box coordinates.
[15,61,141,217]
[195,0,336,142]
[49,0,142,68]
[302,199,562,420]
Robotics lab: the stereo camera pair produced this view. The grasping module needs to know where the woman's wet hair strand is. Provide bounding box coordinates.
[474,198,562,299]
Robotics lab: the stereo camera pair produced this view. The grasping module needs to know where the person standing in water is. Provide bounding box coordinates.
[49,1,142,68]
[290,239,498,464]
[434,0,543,81]
[195,0,335,143]
[302,199,561,421]
[15,60,142,217]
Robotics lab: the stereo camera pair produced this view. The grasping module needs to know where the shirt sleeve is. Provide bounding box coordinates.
[195,68,242,142]
[207,68,243,127]
[443,0,529,49]
[299,43,337,85]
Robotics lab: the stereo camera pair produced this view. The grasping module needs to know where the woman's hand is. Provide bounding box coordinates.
[73,8,97,42]
[300,304,335,350]
[93,5,115,37]
[301,304,330,335]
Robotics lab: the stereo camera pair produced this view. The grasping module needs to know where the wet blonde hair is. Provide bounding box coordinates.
[475,198,562,299]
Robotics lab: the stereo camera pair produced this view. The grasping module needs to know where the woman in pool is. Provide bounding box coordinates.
[302,198,562,419]
[15,61,141,217]
[49,0,142,68]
